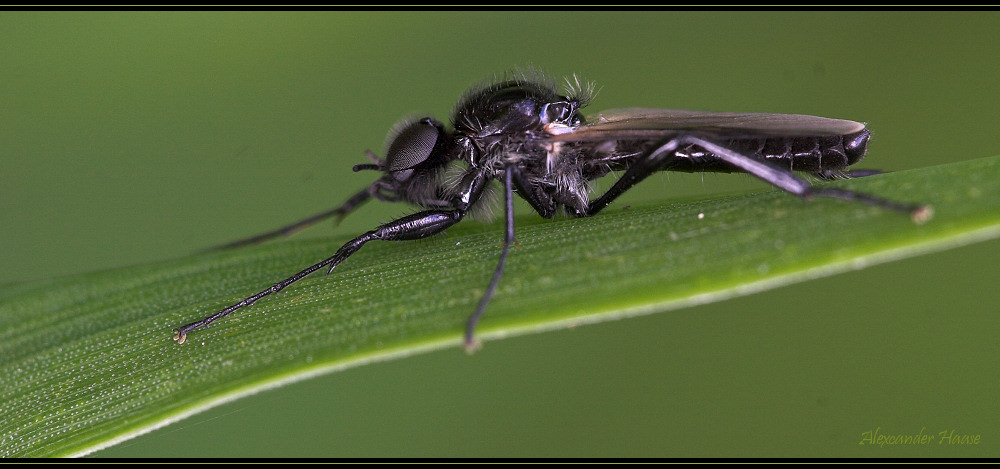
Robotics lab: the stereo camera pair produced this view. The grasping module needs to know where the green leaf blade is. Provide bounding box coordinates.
[2,155,999,457]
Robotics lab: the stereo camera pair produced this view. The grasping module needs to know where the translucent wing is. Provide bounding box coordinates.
[547,107,867,141]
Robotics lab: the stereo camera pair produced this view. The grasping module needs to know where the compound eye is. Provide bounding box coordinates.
[384,118,442,181]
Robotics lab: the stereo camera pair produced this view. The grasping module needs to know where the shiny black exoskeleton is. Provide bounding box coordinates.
[175,71,929,350]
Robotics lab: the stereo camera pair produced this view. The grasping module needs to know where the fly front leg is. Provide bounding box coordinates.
[207,187,375,251]
[174,208,466,344]
[578,134,930,223]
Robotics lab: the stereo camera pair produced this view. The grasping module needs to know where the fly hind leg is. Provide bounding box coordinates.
[579,134,931,224]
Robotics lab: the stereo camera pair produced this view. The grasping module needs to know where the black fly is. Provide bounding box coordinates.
[173,71,931,351]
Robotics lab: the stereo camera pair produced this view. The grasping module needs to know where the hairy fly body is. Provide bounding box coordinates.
[174,72,930,351]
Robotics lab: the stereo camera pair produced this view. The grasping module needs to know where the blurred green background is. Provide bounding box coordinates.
[2,12,997,457]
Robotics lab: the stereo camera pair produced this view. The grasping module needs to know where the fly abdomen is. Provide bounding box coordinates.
[745,130,870,172]
[659,129,869,174]
[843,129,871,166]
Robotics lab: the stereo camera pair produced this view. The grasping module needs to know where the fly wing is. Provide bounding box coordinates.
[547,108,867,141]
